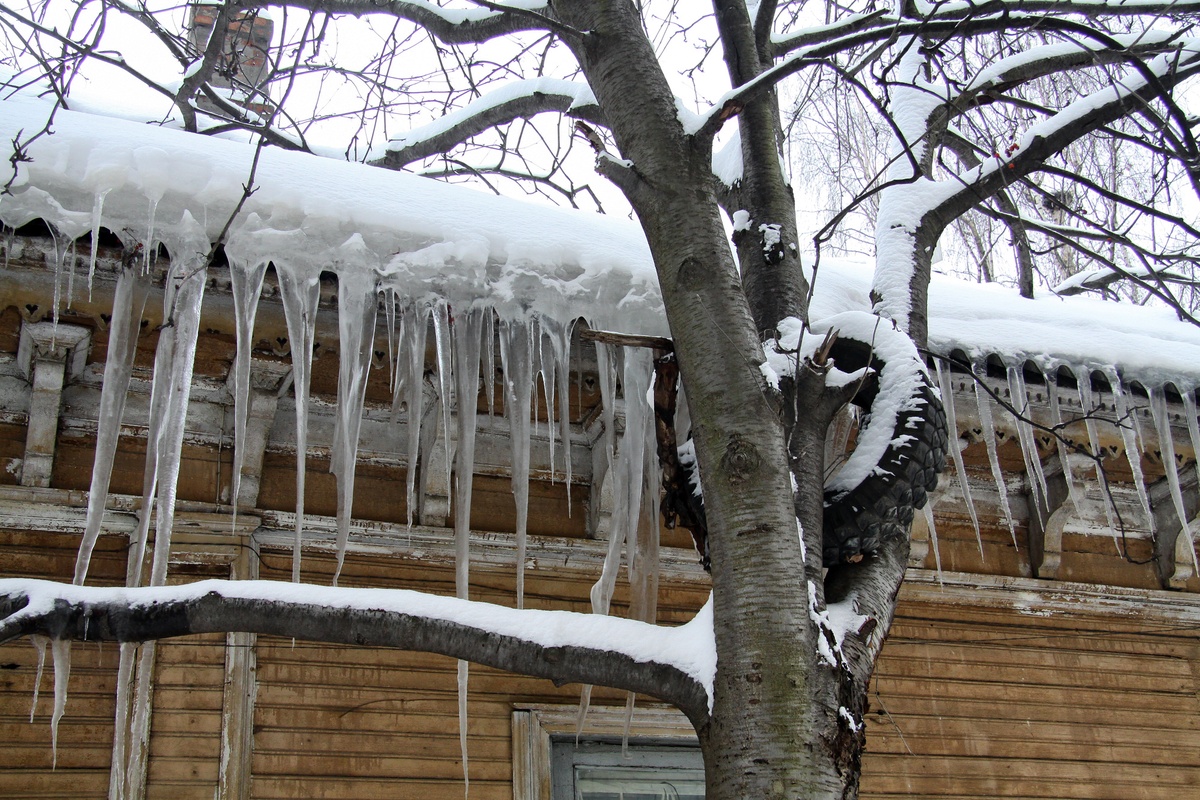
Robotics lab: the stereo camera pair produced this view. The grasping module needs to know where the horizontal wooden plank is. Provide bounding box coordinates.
[250,752,510,781]
[0,768,110,798]
[250,776,512,800]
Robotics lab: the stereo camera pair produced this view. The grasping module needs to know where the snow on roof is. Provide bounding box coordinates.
[2,97,1199,389]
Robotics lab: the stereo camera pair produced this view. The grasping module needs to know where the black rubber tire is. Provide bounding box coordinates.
[821,337,948,565]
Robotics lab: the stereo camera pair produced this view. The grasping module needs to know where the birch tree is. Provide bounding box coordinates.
[2,2,1199,798]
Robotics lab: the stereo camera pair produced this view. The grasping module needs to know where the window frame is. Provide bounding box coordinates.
[512,704,699,800]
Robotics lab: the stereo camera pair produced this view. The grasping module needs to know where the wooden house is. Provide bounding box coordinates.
[1,98,1199,800]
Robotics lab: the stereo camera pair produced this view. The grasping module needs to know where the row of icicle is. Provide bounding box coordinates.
[24,220,1200,791]
[930,359,1200,578]
[36,233,664,795]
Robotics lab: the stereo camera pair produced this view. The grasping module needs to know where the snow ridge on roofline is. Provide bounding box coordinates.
[2,97,1199,389]
[0,97,664,335]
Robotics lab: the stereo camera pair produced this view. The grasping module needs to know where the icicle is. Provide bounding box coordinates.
[1184,391,1200,480]
[538,325,556,481]
[227,257,269,523]
[148,260,207,588]
[122,643,157,800]
[48,223,66,333]
[452,307,485,601]
[457,659,470,798]
[973,368,1017,548]
[50,639,71,768]
[1007,366,1050,516]
[935,361,981,556]
[627,428,659,626]
[498,317,534,608]
[483,311,496,419]
[127,253,192,582]
[388,293,408,418]
[384,291,398,393]
[595,341,619,469]
[592,348,653,617]
[1077,375,1119,543]
[432,301,455,498]
[1110,376,1155,535]
[107,642,137,800]
[75,266,150,584]
[330,271,378,585]
[922,503,943,582]
[276,261,321,581]
[1150,386,1198,572]
[142,198,159,274]
[1047,374,1082,514]
[87,189,110,299]
[403,303,431,528]
[65,240,77,309]
[545,318,575,510]
[30,635,48,722]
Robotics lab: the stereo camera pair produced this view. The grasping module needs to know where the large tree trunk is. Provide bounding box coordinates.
[556,4,875,796]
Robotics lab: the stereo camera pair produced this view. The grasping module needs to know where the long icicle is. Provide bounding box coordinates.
[1078,374,1120,544]
[545,318,575,512]
[50,639,71,769]
[148,259,207,587]
[227,256,269,524]
[1110,374,1155,537]
[30,636,47,722]
[452,306,484,602]
[973,367,1018,548]
[935,360,981,557]
[87,189,110,299]
[74,265,150,584]
[451,306,484,800]
[403,303,431,528]
[1183,390,1200,483]
[498,316,534,608]
[432,301,455,500]
[330,269,378,585]
[1150,386,1199,573]
[276,261,321,581]
[1007,365,1049,517]
[1047,372,1083,514]
[538,325,555,482]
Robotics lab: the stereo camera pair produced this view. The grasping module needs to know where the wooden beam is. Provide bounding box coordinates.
[17,321,90,487]
[580,329,673,351]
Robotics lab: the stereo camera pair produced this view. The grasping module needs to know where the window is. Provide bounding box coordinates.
[513,705,702,800]
[551,738,704,800]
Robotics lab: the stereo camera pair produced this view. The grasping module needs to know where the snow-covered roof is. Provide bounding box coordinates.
[2,97,1199,389]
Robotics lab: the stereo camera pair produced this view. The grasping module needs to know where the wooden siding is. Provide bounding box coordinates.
[0,529,125,799]
[2,524,1199,799]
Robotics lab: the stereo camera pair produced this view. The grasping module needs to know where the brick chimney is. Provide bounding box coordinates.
[187,2,274,116]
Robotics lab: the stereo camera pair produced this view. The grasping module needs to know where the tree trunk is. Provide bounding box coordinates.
[553,8,874,796]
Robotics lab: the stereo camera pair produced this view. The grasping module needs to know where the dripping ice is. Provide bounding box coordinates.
[973,368,1018,548]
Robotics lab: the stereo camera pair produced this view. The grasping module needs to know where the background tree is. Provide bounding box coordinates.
[2,2,1199,798]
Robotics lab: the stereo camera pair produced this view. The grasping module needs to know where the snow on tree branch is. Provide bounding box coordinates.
[931,41,1200,226]
[0,578,715,724]
[377,78,602,169]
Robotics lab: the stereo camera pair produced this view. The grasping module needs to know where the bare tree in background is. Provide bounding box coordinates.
[3,2,1200,797]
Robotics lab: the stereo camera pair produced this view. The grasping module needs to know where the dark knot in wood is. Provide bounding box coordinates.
[721,435,760,484]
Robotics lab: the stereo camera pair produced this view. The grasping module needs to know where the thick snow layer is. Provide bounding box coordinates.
[813,261,1200,391]
[0,97,664,334]
[3,97,1200,388]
